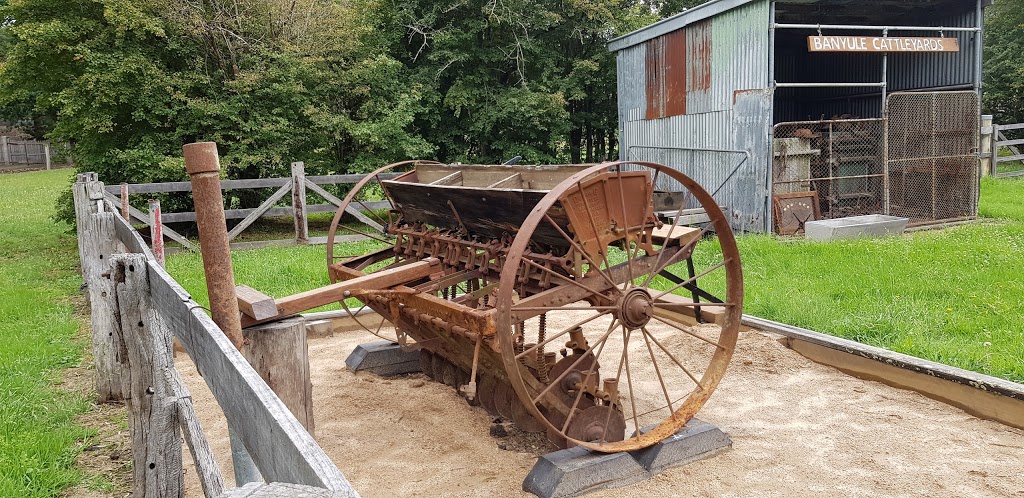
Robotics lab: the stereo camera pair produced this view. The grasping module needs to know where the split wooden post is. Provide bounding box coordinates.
[0,136,8,166]
[112,253,184,497]
[148,199,165,267]
[243,317,316,435]
[292,161,309,244]
[72,175,126,402]
[44,142,51,170]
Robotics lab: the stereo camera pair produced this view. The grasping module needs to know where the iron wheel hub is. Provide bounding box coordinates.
[618,288,654,330]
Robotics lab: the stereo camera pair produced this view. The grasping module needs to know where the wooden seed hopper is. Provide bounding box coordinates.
[239,160,743,452]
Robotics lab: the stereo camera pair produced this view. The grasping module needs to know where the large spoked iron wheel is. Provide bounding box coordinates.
[495,161,743,453]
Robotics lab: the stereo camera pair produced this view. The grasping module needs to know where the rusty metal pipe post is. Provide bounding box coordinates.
[183,142,244,349]
[183,142,261,484]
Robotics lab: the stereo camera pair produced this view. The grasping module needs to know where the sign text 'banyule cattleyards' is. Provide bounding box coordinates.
[807,36,960,53]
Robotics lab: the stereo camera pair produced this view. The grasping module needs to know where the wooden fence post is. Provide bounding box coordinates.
[0,136,8,166]
[292,161,309,245]
[112,253,183,497]
[990,122,999,177]
[148,199,165,267]
[981,115,993,177]
[74,175,127,402]
[242,317,316,435]
[121,183,130,220]
[44,143,51,170]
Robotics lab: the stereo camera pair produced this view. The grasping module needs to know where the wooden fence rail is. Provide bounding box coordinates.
[105,165,393,251]
[991,122,1024,178]
[74,173,360,497]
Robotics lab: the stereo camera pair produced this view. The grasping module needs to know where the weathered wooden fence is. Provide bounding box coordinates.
[0,137,58,169]
[74,173,359,497]
[991,122,1024,178]
[105,162,392,252]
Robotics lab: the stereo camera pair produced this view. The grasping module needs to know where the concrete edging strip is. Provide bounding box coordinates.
[742,314,1024,429]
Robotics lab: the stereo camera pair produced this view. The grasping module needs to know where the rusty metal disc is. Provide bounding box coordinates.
[441,360,459,389]
[566,406,626,445]
[544,409,569,449]
[546,354,601,404]
[478,375,499,416]
[510,399,546,433]
[431,353,447,383]
[419,350,435,379]
[493,382,515,420]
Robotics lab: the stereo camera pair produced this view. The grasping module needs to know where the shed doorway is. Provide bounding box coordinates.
[771,91,979,233]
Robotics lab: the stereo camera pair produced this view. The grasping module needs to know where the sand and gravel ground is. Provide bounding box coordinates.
[177,313,1024,498]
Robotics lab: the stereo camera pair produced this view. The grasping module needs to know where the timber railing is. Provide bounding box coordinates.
[990,122,1024,178]
[105,162,393,252]
[74,172,359,497]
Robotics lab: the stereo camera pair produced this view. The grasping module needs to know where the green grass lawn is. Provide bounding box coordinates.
[0,169,91,496]
[167,177,1024,383]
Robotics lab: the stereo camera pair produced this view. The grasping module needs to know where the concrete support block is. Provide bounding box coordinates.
[345,341,421,376]
[522,446,647,498]
[629,419,732,474]
[523,419,731,498]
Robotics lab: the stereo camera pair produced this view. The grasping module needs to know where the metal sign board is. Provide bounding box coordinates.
[807,36,960,53]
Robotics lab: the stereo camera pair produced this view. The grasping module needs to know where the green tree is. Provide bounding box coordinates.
[984,0,1024,126]
[387,0,658,163]
[0,0,432,221]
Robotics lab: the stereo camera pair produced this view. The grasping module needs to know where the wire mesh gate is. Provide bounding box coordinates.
[885,91,979,224]
[771,91,980,233]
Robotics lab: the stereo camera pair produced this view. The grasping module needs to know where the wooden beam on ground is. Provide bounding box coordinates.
[237,285,279,321]
[147,261,357,493]
[742,314,1024,430]
[654,293,734,327]
[651,225,701,247]
[240,258,441,327]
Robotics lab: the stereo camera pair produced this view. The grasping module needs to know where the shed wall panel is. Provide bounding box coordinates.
[617,0,771,231]
[888,10,977,90]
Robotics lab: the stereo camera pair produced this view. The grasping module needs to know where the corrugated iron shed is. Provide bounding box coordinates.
[610,0,988,233]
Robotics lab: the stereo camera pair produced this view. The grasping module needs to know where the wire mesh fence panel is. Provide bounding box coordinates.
[771,119,886,231]
[885,91,979,225]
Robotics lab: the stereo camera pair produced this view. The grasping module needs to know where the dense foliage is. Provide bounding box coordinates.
[984,0,1024,126]
[0,0,1021,206]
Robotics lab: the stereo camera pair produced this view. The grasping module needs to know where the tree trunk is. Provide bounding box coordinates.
[569,128,582,164]
[585,125,593,163]
[608,130,617,160]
